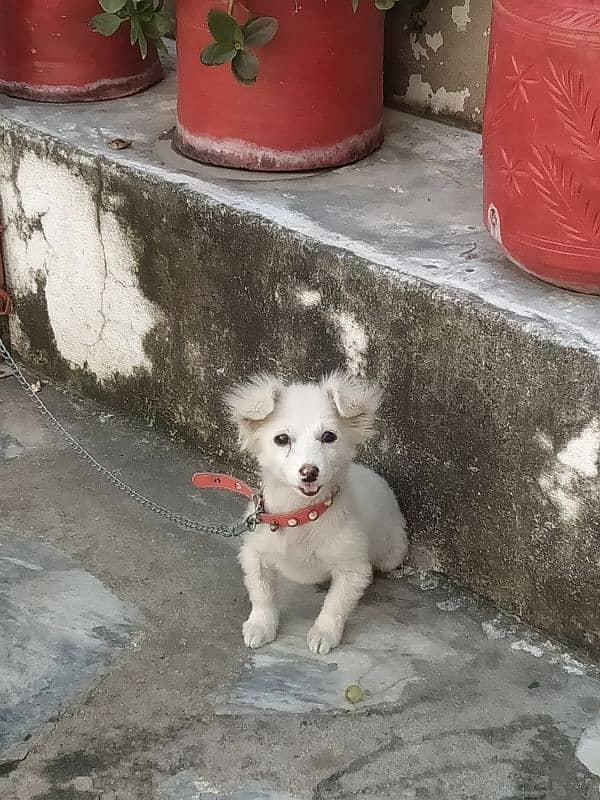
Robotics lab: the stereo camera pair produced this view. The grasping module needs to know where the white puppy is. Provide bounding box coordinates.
[225,371,408,655]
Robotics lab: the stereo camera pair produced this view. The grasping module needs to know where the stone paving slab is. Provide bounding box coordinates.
[0,532,140,767]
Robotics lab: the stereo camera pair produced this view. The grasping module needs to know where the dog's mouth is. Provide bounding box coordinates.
[298,485,321,498]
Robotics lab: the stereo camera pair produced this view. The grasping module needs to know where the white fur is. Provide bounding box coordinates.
[226,372,409,655]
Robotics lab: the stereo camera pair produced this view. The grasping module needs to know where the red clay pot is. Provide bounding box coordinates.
[0,0,163,103]
[175,0,385,171]
[483,0,600,293]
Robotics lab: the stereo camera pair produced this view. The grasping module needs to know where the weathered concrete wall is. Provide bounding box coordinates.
[0,148,161,384]
[2,124,600,660]
[385,0,491,128]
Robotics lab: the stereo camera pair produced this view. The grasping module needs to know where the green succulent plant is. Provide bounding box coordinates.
[200,9,278,85]
[90,0,173,59]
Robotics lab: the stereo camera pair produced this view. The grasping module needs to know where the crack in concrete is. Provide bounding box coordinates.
[311,716,584,798]
[313,735,403,800]
[92,163,109,352]
[106,271,134,290]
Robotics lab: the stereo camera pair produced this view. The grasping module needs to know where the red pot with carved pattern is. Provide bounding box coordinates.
[483,0,600,293]
[175,0,385,171]
[0,0,163,102]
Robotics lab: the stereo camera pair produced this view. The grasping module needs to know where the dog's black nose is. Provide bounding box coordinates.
[299,464,319,483]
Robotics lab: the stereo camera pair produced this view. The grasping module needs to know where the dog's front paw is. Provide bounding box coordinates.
[243,612,278,649]
[307,620,343,655]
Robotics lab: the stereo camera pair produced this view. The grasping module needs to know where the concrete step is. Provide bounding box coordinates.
[1,54,600,660]
[1,379,600,799]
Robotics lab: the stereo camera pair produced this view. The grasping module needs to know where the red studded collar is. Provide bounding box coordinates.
[191,472,337,532]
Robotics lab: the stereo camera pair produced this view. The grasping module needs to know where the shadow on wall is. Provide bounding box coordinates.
[384,0,492,130]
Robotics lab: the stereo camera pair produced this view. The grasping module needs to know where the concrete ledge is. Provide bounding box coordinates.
[1,57,600,658]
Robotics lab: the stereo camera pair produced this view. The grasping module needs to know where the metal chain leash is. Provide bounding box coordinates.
[0,335,251,538]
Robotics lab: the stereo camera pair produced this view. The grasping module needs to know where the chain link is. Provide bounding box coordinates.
[0,335,250,538]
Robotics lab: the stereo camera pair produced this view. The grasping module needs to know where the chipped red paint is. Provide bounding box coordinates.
[0,0,163,103]
[175,0,385,171]
[174,122,384,172]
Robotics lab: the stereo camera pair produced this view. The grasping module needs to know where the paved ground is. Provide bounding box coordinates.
[1,371,600,800]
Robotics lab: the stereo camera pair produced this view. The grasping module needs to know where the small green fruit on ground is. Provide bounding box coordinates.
[345,684,364,705]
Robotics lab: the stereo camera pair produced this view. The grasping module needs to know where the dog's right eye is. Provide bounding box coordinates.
[274,434,290,447]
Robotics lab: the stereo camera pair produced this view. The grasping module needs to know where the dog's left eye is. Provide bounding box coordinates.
[321,431,337,444]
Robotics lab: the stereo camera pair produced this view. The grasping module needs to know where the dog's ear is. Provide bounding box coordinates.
[224,374,283,451]
[324,371,383,442]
